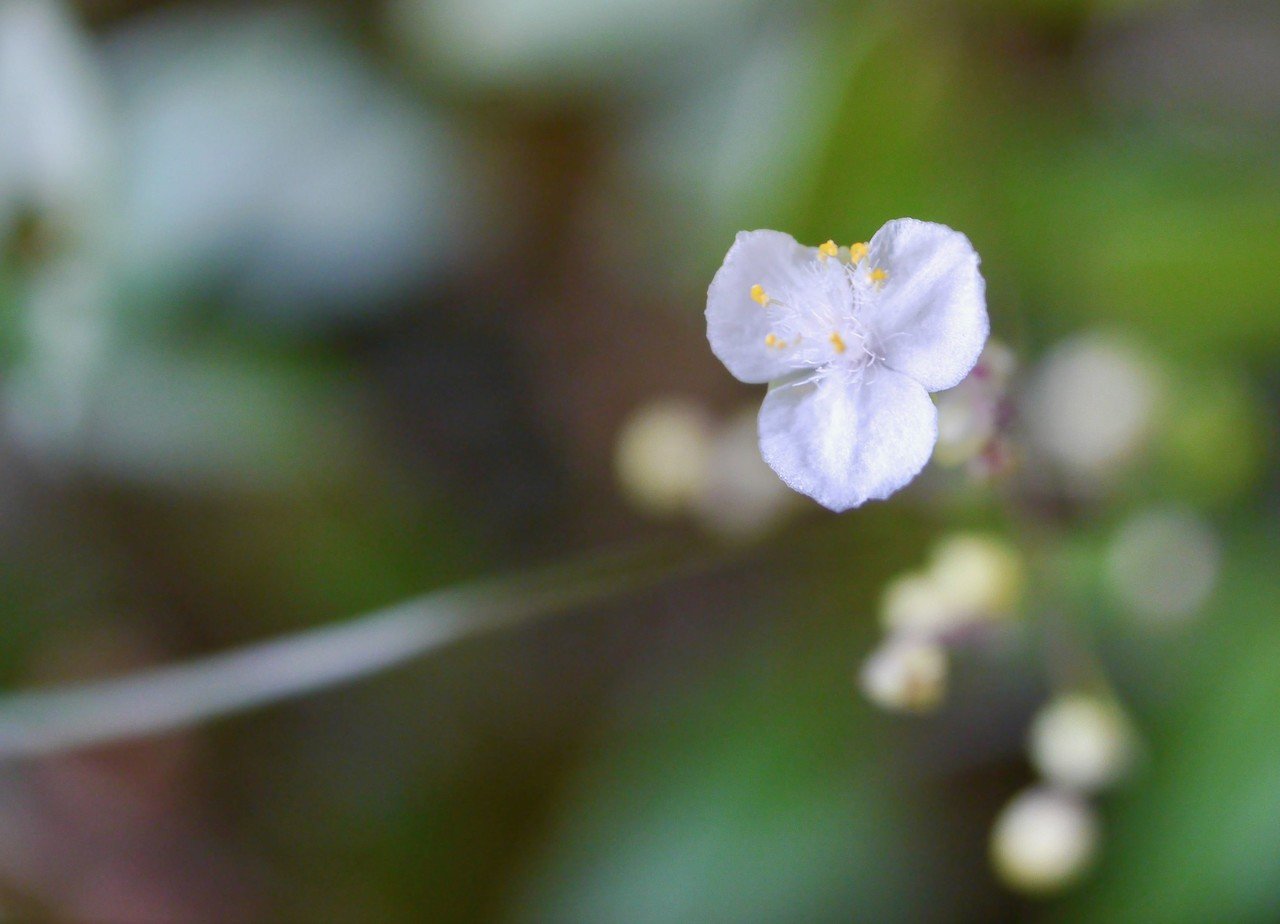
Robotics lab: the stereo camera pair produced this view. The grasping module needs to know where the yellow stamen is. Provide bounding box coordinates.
[869,267,889,286]
[848,242,869,264]
[750,284,769,306]
[829,332,847,354]
[818,240,838,259]
[765,333,779,348]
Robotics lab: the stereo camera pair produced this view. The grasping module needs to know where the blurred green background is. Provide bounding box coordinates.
[0,0,1276,920]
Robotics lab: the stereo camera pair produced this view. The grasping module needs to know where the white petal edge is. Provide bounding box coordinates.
[706,229,813,384]
[865,219,989,392]
[758,367,938,512]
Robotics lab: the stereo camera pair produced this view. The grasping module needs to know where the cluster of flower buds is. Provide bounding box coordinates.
[991,692,1137,893]
[859,533,1023,712]
[932,339,1018,480]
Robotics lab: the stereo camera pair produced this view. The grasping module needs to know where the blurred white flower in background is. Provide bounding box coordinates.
[1029,693,1136,793]
[2,3,445,487]
[0,0,111,235]
[105,5,475,323]
[1106,505,1221,626]
[990,787,1099,894]
[0,0,115,456]
[928,534,1024,624]
[1027,334,1163,487]
[706,220,989,511]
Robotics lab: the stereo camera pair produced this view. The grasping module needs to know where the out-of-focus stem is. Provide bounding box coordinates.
[0,540,710,760]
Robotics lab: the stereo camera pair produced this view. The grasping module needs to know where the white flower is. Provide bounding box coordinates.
[705,219,989,511]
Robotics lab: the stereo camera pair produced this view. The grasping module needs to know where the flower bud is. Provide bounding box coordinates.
[859,637,947,713]
[879,572,955,637]
[929,533,1023,621]
[933,340,1016,468]
[1029,694,1135,793]
[614,399,712,517]
[990,787,1099,894]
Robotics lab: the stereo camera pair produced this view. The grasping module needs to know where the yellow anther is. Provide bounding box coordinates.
[818,240,839,259]
[829,332,847,354]
[869,267,889,286]
[750,284,769,306]
[849,242,869,263]
[765,333,779,348]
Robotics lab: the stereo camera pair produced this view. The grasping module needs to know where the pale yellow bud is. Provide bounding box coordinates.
[879,572,955,637]
[1029,694,1135,792]
[991,788,1099,894]
[613,399,712,517]
[929,533,1024,620]
[859,637,947,713]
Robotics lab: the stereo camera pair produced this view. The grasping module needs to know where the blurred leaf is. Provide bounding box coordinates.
[9,342,351,492]
[1056,529,1280,923]
[995,139,1280,358]
[805,12,973,240]
[506,633,924,924]
[106,5,474,327]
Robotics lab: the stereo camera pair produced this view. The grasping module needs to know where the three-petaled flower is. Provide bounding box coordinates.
[705,219,989,511]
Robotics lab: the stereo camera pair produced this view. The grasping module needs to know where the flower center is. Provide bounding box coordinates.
[751,239,890,372]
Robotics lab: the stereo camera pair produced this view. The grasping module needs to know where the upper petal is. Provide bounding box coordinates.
[758,367,938,512]
[864,219,989,392]
[706,229,813,384]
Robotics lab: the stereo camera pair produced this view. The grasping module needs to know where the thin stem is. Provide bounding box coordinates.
[0,539,712,761]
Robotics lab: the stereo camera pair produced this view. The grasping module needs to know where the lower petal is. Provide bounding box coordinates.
[758,367,938,512]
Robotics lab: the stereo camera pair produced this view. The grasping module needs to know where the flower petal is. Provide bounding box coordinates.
[705,229,813,384]
[758,367,937,512]
[865,219,988,392]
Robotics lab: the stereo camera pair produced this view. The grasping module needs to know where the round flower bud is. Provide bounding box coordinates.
[1029,694,1135,792]
[613,398,712,516]
[934,388,994,467]
[977,339,1018,385]
[929,533,1024,620]
[933,340,1016,467]
[858,637,947,713]
[879,572,956,637]
[990,787,1099,894]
